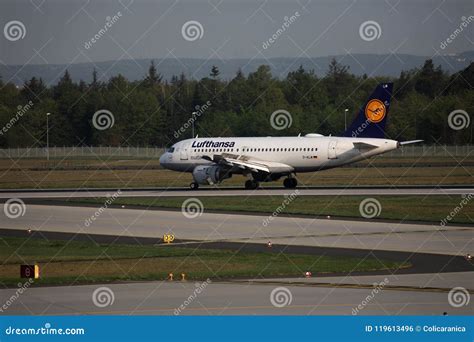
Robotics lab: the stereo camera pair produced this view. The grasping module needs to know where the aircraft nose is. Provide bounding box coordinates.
[159,153,169,167]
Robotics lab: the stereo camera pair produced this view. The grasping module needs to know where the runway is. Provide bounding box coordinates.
[1,275,472,315]
[1,204,472,255]
[0,186,472,199]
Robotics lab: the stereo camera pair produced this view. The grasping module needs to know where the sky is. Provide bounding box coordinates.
[0,0,473,66]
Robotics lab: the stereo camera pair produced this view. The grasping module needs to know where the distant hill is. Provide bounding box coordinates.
[1,51,473,86]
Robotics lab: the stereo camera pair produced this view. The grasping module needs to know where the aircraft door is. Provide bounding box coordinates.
[328,140,338,159]
[180,143,189,160]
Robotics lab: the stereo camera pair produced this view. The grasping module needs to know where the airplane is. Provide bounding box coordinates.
[159,83,422,190]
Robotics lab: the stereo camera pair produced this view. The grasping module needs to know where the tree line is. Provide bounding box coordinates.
[0,58,472,148]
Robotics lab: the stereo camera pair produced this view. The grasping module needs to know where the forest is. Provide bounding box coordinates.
[0,58,472,148]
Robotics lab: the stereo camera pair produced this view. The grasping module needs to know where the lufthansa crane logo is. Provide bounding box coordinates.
[365,99,386,123]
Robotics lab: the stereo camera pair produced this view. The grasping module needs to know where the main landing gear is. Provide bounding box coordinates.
[189,182,199,190]
[283,177,297,189]
[244,179,259,190]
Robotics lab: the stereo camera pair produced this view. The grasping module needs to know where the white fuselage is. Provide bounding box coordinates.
[159,135,399,174]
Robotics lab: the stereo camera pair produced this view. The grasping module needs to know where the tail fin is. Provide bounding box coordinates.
[342,83,393,138]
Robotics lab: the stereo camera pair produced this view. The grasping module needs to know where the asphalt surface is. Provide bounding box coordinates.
[1,279,472,315]
[0,186,472,199]
[1,201,472,316]
[251,272,474,290]
[1,204,472,255]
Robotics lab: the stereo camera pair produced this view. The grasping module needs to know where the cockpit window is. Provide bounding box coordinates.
[166,147,175,153]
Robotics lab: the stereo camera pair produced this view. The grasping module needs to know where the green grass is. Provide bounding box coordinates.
[1,156,473,189]
[69,195,474,224]
[0,237,409,286]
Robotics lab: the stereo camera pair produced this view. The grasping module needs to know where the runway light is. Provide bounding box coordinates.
[327,215,331,219]
[181,273,186,281]
[168,273,174,281]
[121,205,125,208]
[27,229,32,234]
[305,271,312,278]
[267,241,272,248]
[466,254,472,261]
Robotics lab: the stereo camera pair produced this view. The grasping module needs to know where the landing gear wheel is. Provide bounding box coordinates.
[283,178,297,189]
[244,179,259,190]
[190,182,199,190]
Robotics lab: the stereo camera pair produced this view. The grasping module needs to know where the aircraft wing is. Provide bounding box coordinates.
[203,153,294,174]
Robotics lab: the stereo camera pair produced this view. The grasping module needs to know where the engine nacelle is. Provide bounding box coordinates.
[192,165,231,185]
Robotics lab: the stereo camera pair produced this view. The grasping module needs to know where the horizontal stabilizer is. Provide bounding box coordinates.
[353,142,379,150]
[399,140,423,146]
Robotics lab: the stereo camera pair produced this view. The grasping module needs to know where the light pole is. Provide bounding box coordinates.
[191,111,196,138]
[344,108,349,130]
[46,112,51,161]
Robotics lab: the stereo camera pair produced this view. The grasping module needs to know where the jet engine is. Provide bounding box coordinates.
[192,165,231,185]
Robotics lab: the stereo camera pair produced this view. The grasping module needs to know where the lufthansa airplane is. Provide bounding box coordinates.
[159,83,422,189]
